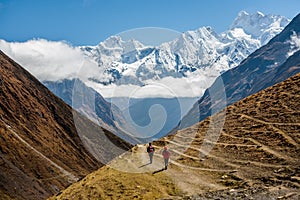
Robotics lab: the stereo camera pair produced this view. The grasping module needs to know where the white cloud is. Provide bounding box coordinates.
[0,38,219,98]
[0,39,100,81]
[287,32,300,57]
[291,32,300,47]
[86,75,214,98]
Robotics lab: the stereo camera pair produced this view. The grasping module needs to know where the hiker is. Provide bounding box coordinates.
[147,143,155,164]
[162,146,170,170]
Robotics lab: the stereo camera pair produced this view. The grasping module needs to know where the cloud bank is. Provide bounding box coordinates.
[0,39,212,98]
[86,73,214,98]
[0,39,100,81]
[287,32,300,57]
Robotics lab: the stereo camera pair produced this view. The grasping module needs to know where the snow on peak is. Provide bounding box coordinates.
[100,36,145,52]
[237,10,249,18]
[228,28,250,39]
[0,11,291,98]
[75,11,291,97]
[231,11,290,44]
[122,39,145,53]
[256,11,265,17]
[101,35,123,49]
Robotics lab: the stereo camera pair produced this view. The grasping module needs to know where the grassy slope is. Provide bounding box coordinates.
[49,165,180,200]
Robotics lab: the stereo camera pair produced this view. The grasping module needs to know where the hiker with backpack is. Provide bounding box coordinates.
[162,146,171,170]
[147,143,155,164]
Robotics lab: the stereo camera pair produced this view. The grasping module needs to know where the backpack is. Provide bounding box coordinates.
[147,146,154,153]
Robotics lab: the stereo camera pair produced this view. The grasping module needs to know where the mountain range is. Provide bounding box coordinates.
[179,13,300,130]
[0,11,288,97]
[0,11,295,143]
[29,11,293,142]
[79,11,289,96]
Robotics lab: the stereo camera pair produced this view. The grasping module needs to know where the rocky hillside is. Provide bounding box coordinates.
[49,72,300,199]
[0,51,132,200]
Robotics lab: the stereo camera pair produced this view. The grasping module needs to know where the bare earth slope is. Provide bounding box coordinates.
[0,51,132,200]
[50,73,299,199]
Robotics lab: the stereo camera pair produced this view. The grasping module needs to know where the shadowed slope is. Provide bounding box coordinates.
[0,51,132,200]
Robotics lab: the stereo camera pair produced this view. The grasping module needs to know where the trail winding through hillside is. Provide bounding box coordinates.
[0,118,78,183]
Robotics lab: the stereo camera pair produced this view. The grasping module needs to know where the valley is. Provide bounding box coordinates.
[50,72,300,200]
[0,7,299,200]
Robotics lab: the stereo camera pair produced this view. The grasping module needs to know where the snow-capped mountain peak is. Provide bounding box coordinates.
[231,11,290,44]
[77,11,291,98]
[100,35,145,53]
[100,35,123,49]
[1,11,289,98]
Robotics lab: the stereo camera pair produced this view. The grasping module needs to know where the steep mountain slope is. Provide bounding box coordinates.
[43,79,139,144]
[49,72,300,200]
[179,13,300,129]
[0,51,132,200]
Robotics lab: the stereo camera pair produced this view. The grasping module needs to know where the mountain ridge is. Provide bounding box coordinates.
[43,78,140,144]
[0,11,293,145]
[0,50,132,200]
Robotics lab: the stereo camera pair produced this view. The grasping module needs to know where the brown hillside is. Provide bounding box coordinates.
[50,73,300,199]
[0,50,132,200]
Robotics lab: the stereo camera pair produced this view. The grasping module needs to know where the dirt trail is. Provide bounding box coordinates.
[164,138,240,169]
[221,130,296,161]
[108,144,165,173]
[0,119,78,182]
[239,113,299,146]
[107,144,230,195]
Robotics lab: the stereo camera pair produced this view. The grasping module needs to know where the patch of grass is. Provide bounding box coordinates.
[0,190,15,200]
[49,166,181,200]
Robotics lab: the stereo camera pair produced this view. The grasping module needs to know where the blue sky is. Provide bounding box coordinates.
[0,0,299,46]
